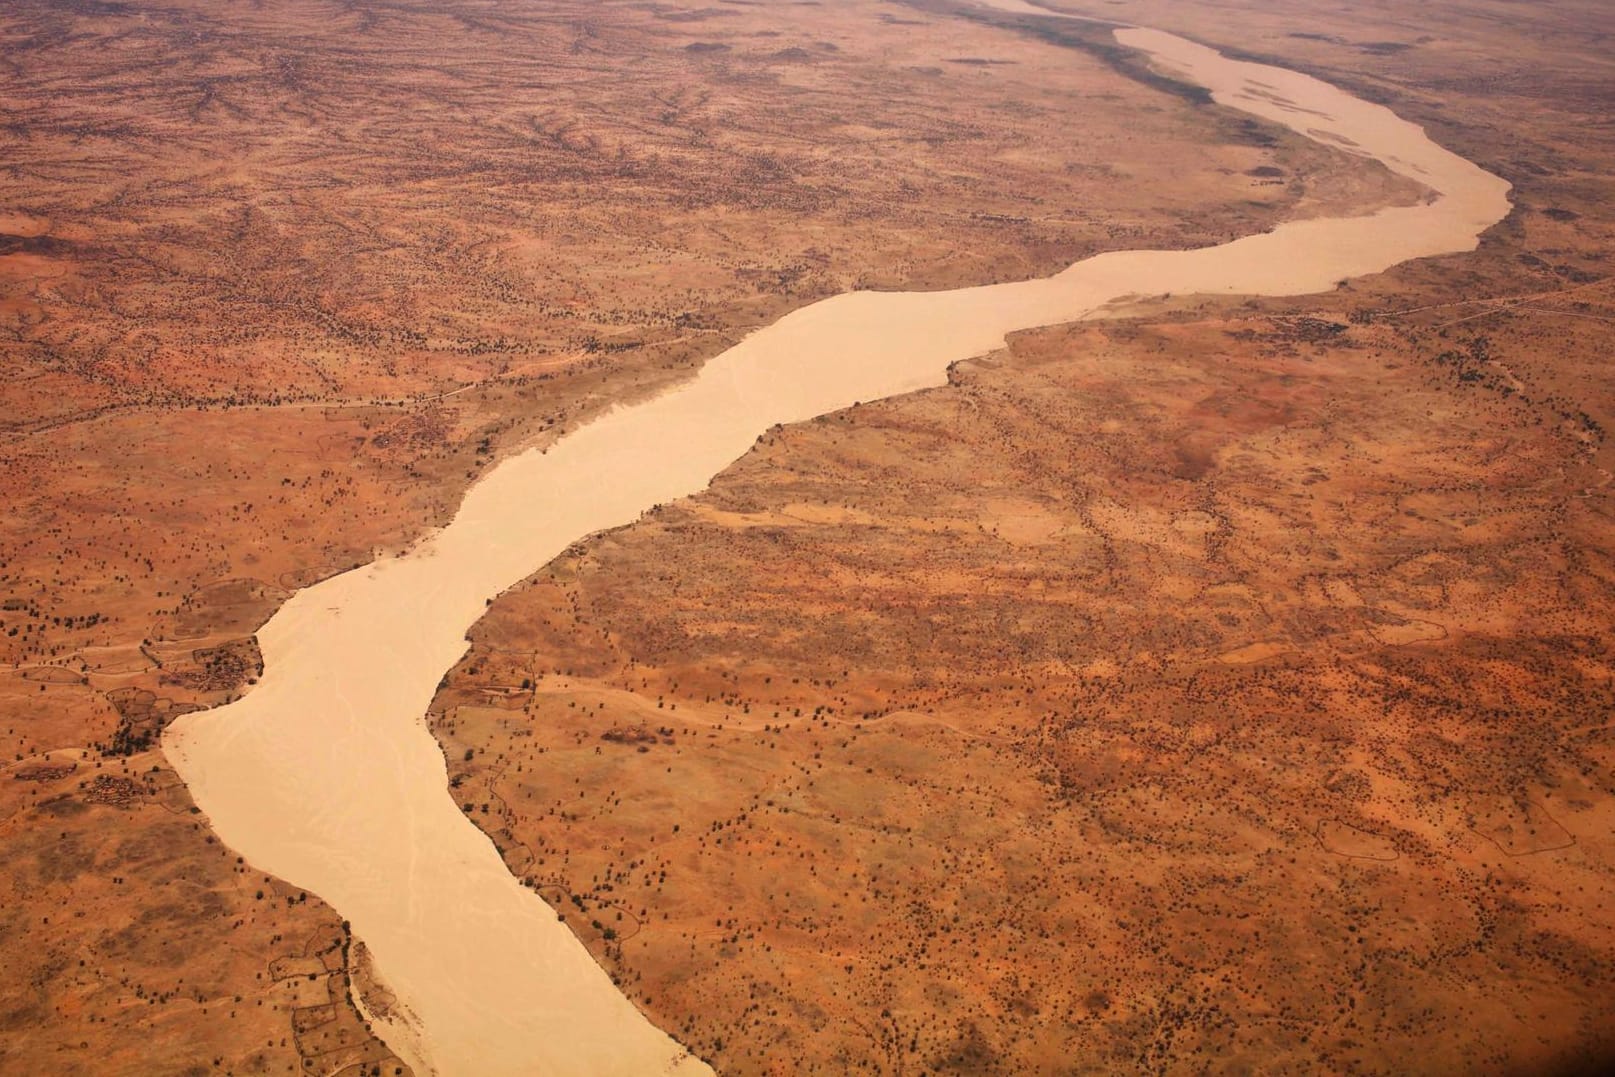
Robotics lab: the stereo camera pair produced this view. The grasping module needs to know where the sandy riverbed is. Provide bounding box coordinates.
[164,6,1509,1074]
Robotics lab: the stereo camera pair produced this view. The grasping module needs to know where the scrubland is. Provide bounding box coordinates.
[4,0,1613,1071]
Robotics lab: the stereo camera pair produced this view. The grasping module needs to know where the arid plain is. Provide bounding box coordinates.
[3,0,1613,1074]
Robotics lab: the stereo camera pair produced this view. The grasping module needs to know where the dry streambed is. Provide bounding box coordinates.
[164,8,1509,1075]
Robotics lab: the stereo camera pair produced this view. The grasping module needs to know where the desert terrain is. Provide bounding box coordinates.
[2,0,1612,1072]
[1,0,1393,1070]
[153,17,1512,1072]
[424,1,1615,1075]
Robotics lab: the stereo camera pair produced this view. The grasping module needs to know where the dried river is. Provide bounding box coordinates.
[164,5,1510,1074]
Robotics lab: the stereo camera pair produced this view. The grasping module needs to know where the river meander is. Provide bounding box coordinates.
[164,6,1510,1074]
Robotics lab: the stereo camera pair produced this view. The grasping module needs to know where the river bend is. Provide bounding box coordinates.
[164,7,1510,1075]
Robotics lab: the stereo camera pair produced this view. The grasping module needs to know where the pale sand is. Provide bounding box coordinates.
[163,9,1510,1075]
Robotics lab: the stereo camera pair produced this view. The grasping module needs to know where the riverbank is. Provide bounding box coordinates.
[3,1,1369,1069]
[164,11,1510,1075]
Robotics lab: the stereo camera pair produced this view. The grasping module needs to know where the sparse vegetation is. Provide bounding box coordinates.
[3,0,1613,1071]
